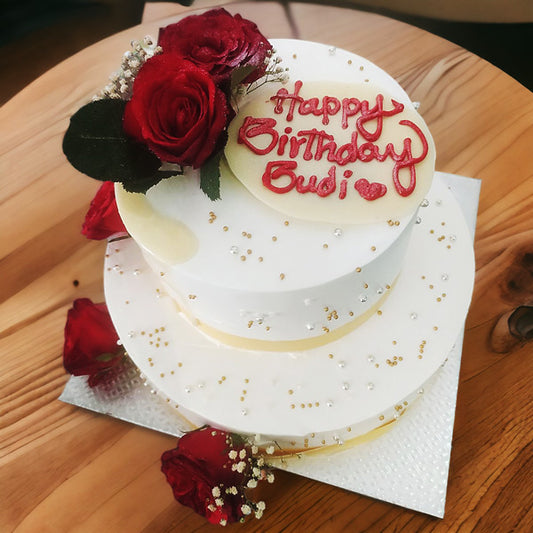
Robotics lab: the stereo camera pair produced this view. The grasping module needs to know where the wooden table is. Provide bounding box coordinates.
[1,2,532,531]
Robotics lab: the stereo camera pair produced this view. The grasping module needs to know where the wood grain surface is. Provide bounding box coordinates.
[1,2,532,532]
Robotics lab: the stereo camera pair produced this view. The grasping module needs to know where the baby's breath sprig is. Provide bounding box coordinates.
[231,48,289,110]
[94,36,162,101]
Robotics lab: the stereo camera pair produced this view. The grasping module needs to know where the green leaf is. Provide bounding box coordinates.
[200,151,223,201]
[62,99,162,183]
[230,65,257,92]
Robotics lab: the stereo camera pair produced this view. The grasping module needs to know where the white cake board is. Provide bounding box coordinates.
[60,171,480,518]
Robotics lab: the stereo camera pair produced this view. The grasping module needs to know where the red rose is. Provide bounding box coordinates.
[63,298,124,387]
[123,54,228,168]
[161,427,252,525]
[81,181,127,240]
[158,9,272,84]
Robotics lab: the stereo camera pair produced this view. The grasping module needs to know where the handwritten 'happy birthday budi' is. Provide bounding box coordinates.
[237,80,429,201]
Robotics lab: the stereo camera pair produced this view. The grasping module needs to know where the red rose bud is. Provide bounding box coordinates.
[161,427,252,525]
[158,8,272,84]
[81,181,127,240]
[123,55,228,169]
[63,298,124,387]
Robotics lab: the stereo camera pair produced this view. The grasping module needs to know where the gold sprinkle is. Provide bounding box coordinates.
[242,231,247,237]
[328,353,334,359]
[240,255,246,261]
[247,321,253,328]
[242,390,247,395]
[323,243,329,249]
[347,427,352,432]
[421,275,426,280]
[437,297,442,302]
[272,236,277,242]
[247,249,252,255]
[441,222,446,226]
[356,267,362,273]
[377,310,383,316]
[258,256,263,262]
[244,378,248,383]
[284,220,289,226]
[178,362,183,367]
[155,343,159,348]
[288,389,294,395]
[170,370,174,375]
[386,284,391,290]
[223,226,229,232]
[375,363,379,368]
[348,59,352,65]
[364,283,368,289]
[430,230,435,234]
[379,415,385,421]
[280,273,285,280]
[315,402,320,407]
[359,65,364,71]
[394,221,400,226]
[125,300,130,305]
[371,246,376,251]
[349,311,354,316]
[323,326,330,333]
[293,53,297,59]
[148,357,152,362]
[149,333,153,337]
[160,272,165,276]
[141,331,145,335]
[392,340,397,345]
[447,245,451,249]
[240,396,245,402]
[418,355,423,359]
[161,327,165,331]
[321,440,326,445]
[247,233,252,239]
[188,294,197,299]
[324,306,329,312]
[301,403,305,408]
[403,401,408,406]
[119,271,124,275]
[291,404,295,409]
[266,326,271,331]
[308,403,313,408]
[160,373,164,378]
[164,342,168,346]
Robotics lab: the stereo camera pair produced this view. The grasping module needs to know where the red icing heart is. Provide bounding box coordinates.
[354,178,387,201]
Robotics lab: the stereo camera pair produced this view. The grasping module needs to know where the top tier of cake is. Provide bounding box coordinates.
[115,40,435,347]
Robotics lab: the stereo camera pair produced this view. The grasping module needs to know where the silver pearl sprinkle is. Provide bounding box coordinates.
[133,269,141,276]
[436,199,442,206]
[328,46,337,55]
[230,246,239,255]
[413,101,421,110]
[417,388,424,395]
[241,408,248,416]
[441,273,449,281]
[342,382,350,391]
[367,382,375,390]
[367,354,375,363]
[376,287,384,295]
[359,295,368,303]
[415,216,422,224]
[449,234,457,242]
[306,323,315,331]
[337,360,346,368]
[410,312,418,320]
[113,264,121,271]
[184,387,191,394]
[127,331,135,338]
[333,228,343,237]
[420,199,429,208]
[326,400,333,407]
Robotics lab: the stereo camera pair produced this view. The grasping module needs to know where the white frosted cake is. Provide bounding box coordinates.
[106,40,474,452]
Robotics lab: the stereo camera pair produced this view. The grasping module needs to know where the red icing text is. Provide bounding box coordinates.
[237,81,429,201]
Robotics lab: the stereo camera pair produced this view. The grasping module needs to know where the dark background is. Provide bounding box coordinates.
[1,0,531,105]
